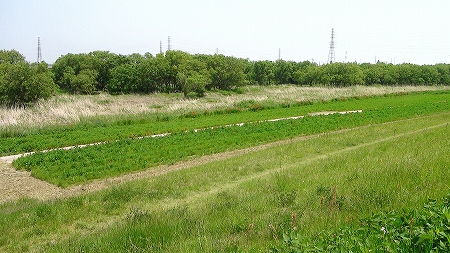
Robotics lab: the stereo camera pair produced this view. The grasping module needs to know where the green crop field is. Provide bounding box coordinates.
[0,89,449,252]
[10,90,450,187]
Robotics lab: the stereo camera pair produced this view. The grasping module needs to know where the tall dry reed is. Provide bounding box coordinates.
[1,85,448,130]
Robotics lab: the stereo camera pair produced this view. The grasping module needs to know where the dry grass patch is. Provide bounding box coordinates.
[1,85,449,129]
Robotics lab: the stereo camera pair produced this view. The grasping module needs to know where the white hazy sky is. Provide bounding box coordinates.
[2,0,450,65]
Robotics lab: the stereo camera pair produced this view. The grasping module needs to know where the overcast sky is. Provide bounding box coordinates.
[2,0,449,65]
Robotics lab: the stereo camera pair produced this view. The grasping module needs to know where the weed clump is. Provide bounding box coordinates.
[272,194,450,252]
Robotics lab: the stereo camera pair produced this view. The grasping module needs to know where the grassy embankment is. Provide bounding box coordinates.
[10,90,450,187]
[0,110,449,252]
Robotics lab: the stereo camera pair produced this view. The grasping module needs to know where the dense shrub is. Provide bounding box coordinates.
[0,50,57,105]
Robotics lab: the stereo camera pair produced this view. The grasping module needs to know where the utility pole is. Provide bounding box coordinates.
[327,28,335,64]
[160,40,163,54]
[37,37,42,63]
[278,48,281,60]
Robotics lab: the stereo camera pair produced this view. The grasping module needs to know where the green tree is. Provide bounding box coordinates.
[52,51,125,92]
[52,53,88,90]
[361,63,382,85]
[176,56,210,98]
[395,64,424,85]
[274,60,296,84]
[435,64,450,85]
[293,61,319,86]
[320,63,364,87]
[24,70,57,102]
[420,65,440,85]
[69,69,97,94]
[205,54,246,90]
[164,50,192,92]
[379,63,398,85]
[138,55,164,93]
[252,60,274,85]
[107,64,140,94]
[0,49,26,64]
[0,61,57,105]
[88,51,125,90]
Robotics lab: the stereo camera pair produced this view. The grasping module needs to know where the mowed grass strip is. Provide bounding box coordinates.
[13,92,450,187]
[1,90,449,156]
[2,112,449,252]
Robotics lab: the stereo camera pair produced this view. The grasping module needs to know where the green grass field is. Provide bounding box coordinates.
[1,89,449,156]
[10,90,450,187]
[0,89,449,252]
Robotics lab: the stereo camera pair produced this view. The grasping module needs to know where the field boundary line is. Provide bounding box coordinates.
[0,110,363,163]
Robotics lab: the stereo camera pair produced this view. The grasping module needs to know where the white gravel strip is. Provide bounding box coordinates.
[0,110,362,163]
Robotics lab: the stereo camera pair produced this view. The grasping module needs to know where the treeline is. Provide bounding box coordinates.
[51,50,450,94]
[1,49,450,105]
[51,50,249,97]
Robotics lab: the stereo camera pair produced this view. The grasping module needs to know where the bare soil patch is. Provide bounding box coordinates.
[0,160,61,203]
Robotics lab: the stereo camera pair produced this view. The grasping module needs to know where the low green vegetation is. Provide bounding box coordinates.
[2,90,449,157]
[274,195,450,252]
[11,90,450,187]
[2,46,450,253]
[1,111,449,252]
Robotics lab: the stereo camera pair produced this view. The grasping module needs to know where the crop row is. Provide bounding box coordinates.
[1,90,449,157]
[13,92,450,187]
[13,113,361,187]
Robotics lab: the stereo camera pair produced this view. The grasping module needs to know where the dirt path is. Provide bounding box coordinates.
[0,133,328,204]
[0,110,364,204]
[0,161,62,203]
[0,112,445,204]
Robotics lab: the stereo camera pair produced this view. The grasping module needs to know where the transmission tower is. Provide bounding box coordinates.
[37,37,42,63]
[160,40,163,54]
[167,36,171,51]
[327,28,335,64]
